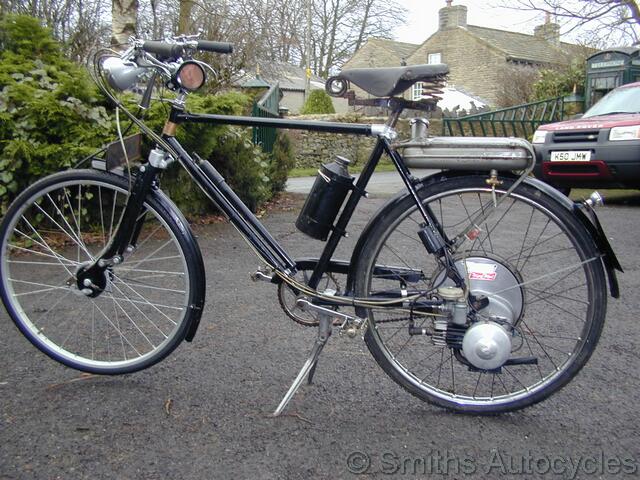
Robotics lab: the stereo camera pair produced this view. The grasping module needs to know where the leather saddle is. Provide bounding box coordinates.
[334,64,449,98]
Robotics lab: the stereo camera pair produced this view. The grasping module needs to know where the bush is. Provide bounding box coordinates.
[0,15,113,214]
[268,132,296,194]
[300,89,335,114]
[533,61,586,101]
[140,91,278,215]
[0,15,297,217]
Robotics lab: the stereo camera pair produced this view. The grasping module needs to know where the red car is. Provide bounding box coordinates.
[533,81,640,193]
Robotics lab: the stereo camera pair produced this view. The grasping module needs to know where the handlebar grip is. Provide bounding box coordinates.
[142,41,185,60]
[197,40,233,54]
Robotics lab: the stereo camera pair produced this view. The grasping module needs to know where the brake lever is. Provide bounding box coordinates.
[136,52,173,77]
[173,28,204,42]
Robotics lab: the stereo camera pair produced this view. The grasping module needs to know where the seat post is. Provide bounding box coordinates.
[386,100,404,128]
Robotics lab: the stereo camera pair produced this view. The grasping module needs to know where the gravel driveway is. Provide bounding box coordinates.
[1,187,639,480]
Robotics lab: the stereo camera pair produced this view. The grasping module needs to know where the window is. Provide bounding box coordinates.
[428,53,442,64]
[412,82,424,101]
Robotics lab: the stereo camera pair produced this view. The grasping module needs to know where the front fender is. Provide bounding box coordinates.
[151,187,207,341]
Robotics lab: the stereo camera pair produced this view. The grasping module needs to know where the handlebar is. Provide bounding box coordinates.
[196,40,233,54]
[141,39,233,60]
[142,41,185,60]
[101,35,234,94]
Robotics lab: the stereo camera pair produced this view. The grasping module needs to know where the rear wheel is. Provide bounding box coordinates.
[0,170,202,374]
[354,175,607,413]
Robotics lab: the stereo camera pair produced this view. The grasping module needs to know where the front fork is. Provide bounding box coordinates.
[75,150,165,295]
[103,162,159,261]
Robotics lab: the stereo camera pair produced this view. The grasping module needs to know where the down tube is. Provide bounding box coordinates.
[164,136,297,272]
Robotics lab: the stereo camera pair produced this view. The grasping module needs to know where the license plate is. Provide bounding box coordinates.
[550,151,591,162]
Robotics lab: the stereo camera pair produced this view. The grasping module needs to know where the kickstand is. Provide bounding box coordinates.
[273,313,333,416]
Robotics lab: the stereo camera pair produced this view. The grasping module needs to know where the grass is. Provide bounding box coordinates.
[288,162,397,178]
[570,188,640,205]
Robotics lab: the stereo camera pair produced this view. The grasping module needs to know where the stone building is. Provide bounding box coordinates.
[342,1,591,107]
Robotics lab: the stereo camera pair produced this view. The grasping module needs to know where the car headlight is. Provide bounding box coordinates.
[532,130,548,144]
[609,125,640,141]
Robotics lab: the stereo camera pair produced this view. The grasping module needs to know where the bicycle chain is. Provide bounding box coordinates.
[278,272,435,327]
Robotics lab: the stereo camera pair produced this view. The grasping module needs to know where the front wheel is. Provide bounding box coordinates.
[353,175,607,413]
[0,169,204,374]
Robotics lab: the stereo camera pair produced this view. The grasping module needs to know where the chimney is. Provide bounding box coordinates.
[534,14,560,46]
[439,1,467,31]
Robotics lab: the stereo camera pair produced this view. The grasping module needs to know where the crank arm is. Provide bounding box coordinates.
[295,299,355,324]
[296,299,367,338]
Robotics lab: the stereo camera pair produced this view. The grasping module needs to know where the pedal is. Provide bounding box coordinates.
[339,316,368,339]
[503,356,538,366]
[251,266,274,282]
[295,298,367,336]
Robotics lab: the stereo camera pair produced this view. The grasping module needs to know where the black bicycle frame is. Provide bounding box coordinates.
[106,102,451,294]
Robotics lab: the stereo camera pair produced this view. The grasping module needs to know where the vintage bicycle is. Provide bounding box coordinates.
[0,35,622,415]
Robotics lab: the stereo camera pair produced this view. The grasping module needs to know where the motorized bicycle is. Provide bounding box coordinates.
[0,34,622,415]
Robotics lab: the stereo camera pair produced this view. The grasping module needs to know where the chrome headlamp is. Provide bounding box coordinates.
[102,57,147,91]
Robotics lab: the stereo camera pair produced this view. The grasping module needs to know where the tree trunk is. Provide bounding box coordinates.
[355,0,372,51]
[178,0,194,34]
[111,0,138,46]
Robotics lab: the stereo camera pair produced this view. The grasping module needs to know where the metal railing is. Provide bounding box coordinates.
[442,96,565,138]
[252,83,281,153]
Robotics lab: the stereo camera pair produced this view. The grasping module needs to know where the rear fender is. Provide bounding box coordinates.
[522,176,622,298]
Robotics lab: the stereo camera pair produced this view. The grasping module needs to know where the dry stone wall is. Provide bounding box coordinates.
[287,114,442,168]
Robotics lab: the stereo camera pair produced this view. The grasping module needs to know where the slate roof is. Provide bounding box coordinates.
[239,62,326,91]
[346,26,591,72]
[374,38,420,63]
[342,38,420,69]
[465,25,591,64]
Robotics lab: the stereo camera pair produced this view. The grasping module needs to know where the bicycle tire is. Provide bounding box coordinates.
[353,175,607,413]
[0,169,205,374]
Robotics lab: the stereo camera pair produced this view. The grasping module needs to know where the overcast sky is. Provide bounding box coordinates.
[394,0,546,45]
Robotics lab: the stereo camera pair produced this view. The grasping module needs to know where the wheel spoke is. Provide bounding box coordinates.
[1,175,192,372]
[357,179,603,412]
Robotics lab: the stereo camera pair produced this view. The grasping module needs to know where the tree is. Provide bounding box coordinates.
[111,0,138,46]
[169,0,406,78]
[533,61,587,100]
[310,0,406,76]
[177,0,194,34]
[501,0,640,45]
[494,63,541,107]
[0,0,111,59]
[2,0,407,86]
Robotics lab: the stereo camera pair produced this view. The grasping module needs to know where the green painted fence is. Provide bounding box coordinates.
[442,97,565,138]
[252,83,281,153]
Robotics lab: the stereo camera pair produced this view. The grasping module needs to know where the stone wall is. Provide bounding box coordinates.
[287,114,442,168]
[408,28,505,105]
